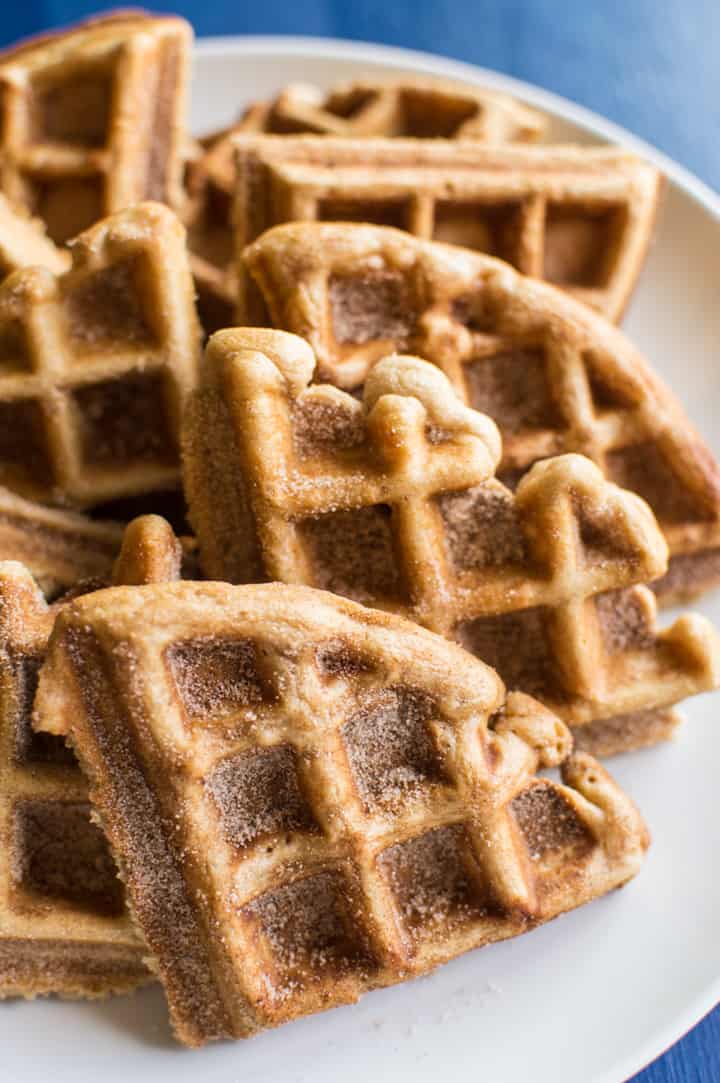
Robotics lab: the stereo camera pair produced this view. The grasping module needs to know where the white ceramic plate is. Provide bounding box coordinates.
[3,36,720,1083]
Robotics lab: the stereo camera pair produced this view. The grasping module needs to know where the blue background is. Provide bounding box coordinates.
[1,2,719,1080]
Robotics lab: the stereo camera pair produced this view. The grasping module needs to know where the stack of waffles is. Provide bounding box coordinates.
[0,7,717,1051]
[185,75,547,329]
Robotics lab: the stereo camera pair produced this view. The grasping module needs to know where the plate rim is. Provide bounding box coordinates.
[191,36,720,1082]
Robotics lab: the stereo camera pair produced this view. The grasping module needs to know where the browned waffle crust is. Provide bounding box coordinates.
[243,223,720,603]
[0,11,192,245]
[182,332,720,756]
[34,581,648,1044]
[0,514,183,999]
[234,137,660,323]
[0,486,124,599]
[185,76,546,333]
[0,201,201,507]
[262,76,547,140]
[0,194,69,279]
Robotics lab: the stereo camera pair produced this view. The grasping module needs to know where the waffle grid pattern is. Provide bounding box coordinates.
[0,13,191,245]
[0,202,201,507]
[235,138,660,322]
[182,331,720,754]
[185,77,545,332]
[263,77,547,140]
[243,223,720,601]
[0,564,145,996]
[34,582,648,1043]
[0,515,182,997]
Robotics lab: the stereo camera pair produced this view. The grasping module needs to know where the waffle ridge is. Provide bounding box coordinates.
[0,193,69,279]
[0,513,182,998]
[0,486,124,599]
[182,330,720,755]
[243,222,720,602]
[0,201,201,506]
[0,11,192,245]
[234,136,660,323]
[34,579,648,1044]
[262,76,546,140]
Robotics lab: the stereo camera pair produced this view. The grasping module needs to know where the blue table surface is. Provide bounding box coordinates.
[1,2,718,1080]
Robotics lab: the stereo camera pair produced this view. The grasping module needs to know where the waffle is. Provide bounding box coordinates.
[34,580,648,1044]
[0,11,191,245]
[244,223,720,603]
[182,331,720,756]
[0,200,201,507]
[265,76,547,140]
[235,138,660,323]
[0,485,123,599]
[0,194,69,279]
[186,77,546,333]
[0,512,183,998]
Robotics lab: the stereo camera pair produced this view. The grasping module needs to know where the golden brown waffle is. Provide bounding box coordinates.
[244,223,720,603]
[235,138,660,323]
[186,77,546,333]
[0,513,182,999]
[0,485,123,599]
[0,194,68,279]
[34,580,648,1044]
[0,11,191,245]
[265,76,547,140]
[0,201,201,507]
[183,331,720,755]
